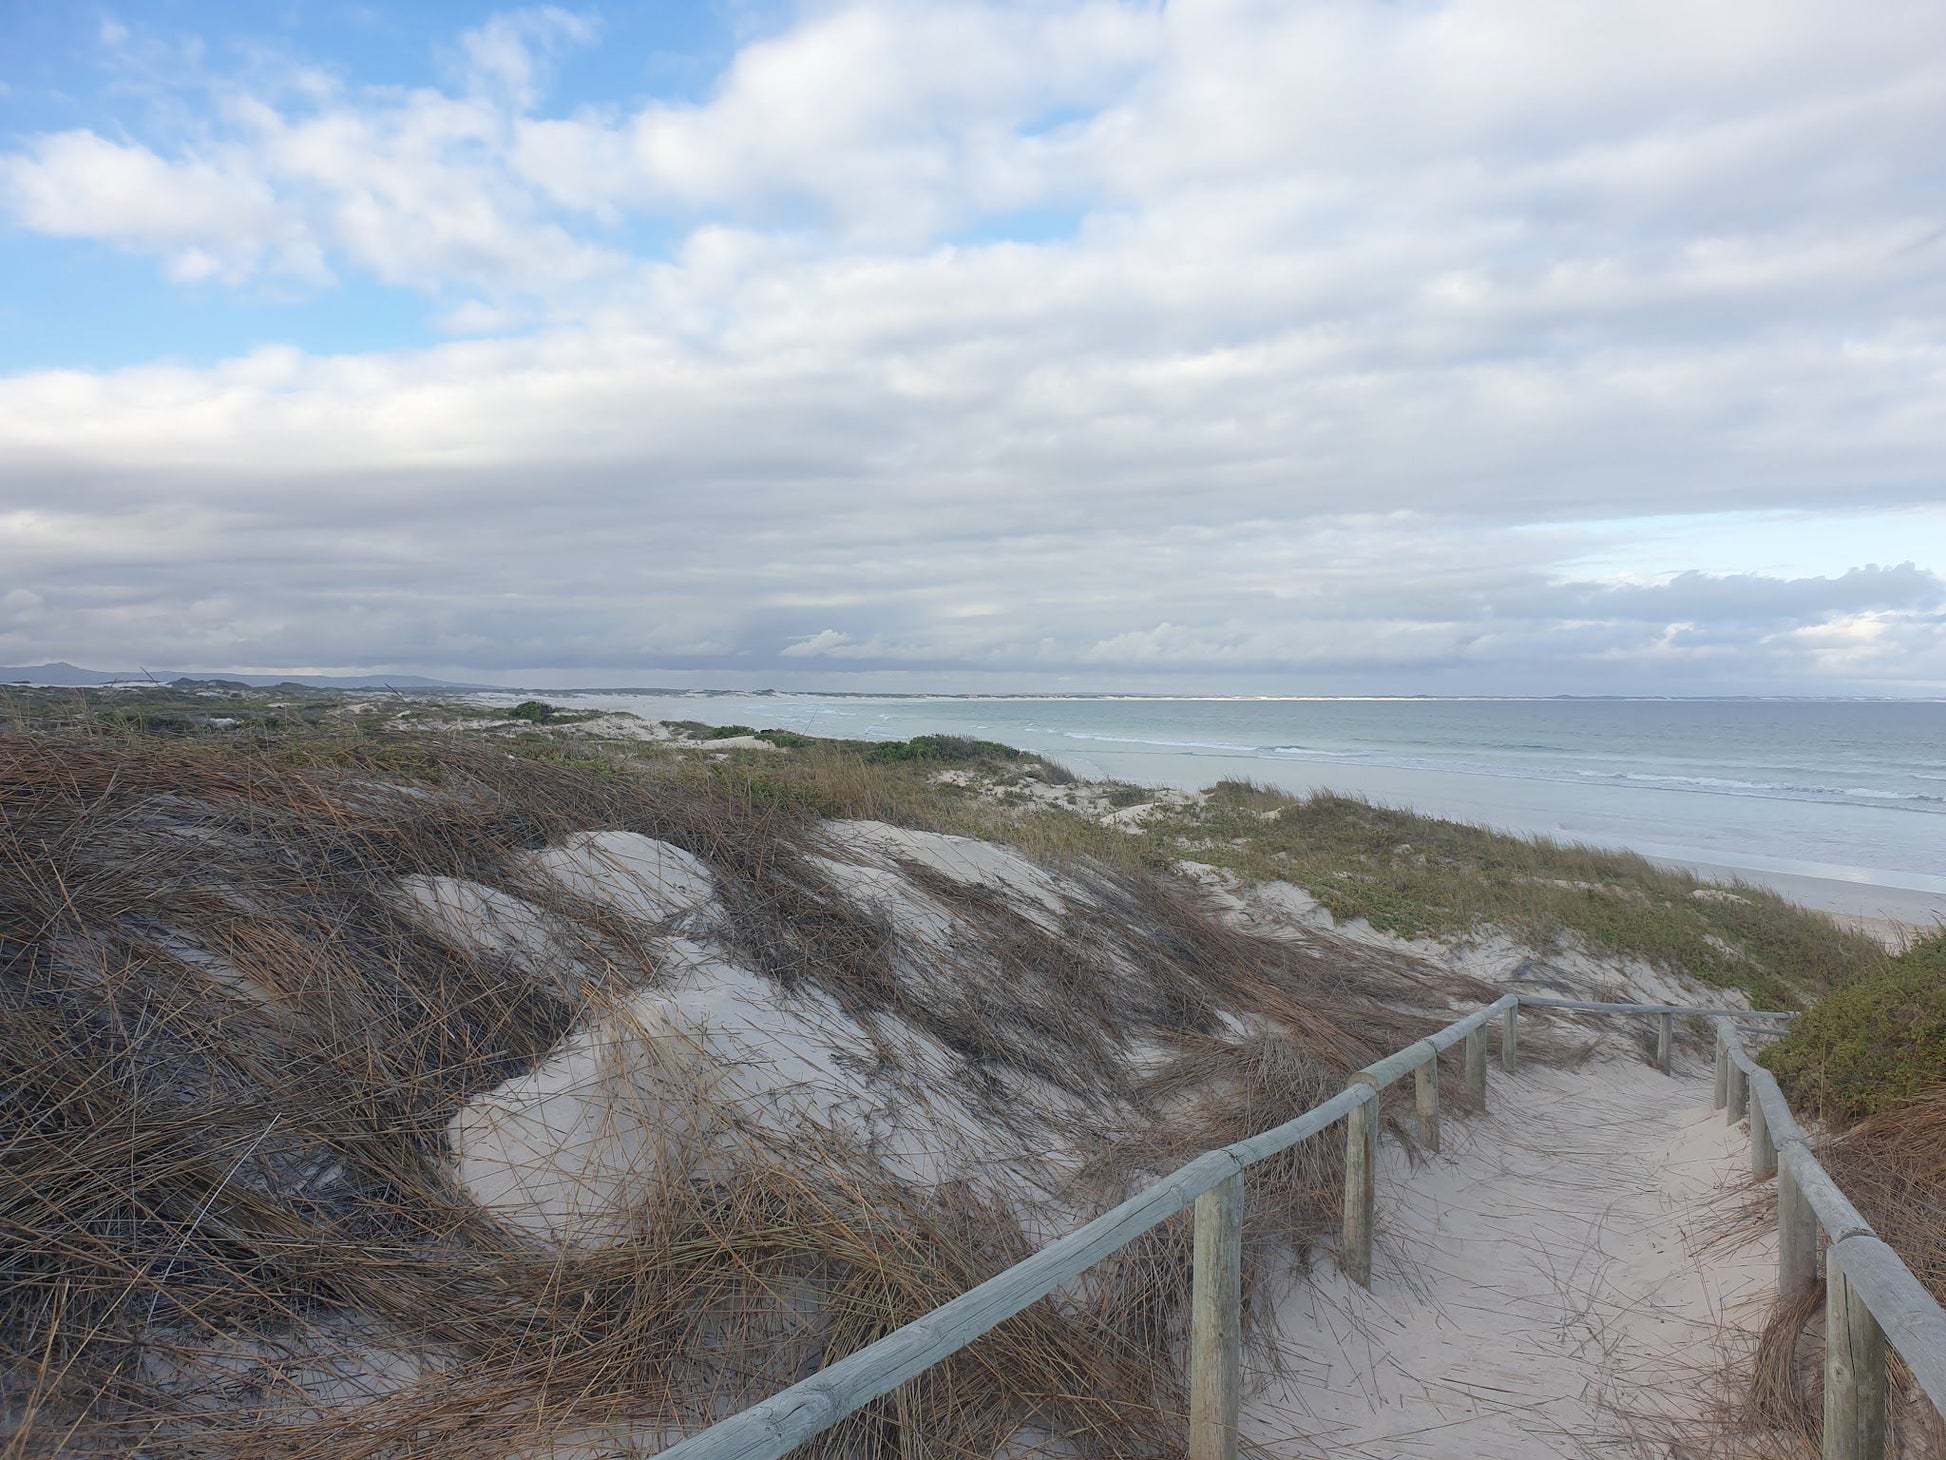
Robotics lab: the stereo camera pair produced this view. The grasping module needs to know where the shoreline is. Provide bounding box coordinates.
[538,692,1946,949]
[545,689,1946,934]
[1648,856,1944,949]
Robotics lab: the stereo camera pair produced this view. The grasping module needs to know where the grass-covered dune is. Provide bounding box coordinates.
[1132,780,1880,1011]
[3,685,1936,1456]
[0,715,1500,1458]
[0,680,1898,1014]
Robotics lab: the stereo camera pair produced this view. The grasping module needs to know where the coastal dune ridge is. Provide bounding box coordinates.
[9,0,1946,1450]
[5,687,1942,1456]
[524,690,1946,935]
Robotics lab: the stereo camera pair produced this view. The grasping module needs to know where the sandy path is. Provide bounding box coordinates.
[1243,1054,1775,1458]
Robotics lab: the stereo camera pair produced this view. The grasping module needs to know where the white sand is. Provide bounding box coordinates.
[1246,1055,1774,1457]
[820,819,1077,927]
[529,830,719,924]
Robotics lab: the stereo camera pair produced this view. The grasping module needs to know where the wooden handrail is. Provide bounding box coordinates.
[1517,994,1798,1018]
[1714,1019,1946,1454]
[654,993,1939,1460]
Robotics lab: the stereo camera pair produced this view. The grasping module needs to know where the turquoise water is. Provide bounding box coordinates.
[537,693,1946,921]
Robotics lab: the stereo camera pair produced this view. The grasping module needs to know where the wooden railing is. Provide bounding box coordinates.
[1711,1018,1946,1459]
[655,994,1946,1460]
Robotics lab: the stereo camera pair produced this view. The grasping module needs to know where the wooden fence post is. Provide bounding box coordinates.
[1500,1003,1518,1073]
[1823,1256,1887,1460]
[1464,1026,1487,1108]
[1656,1012,1673,1076]
[1414,1054,1440,1154]
[1751,1095,1775,1178]
[1713,1028,1728,1110]
[1727,1062,1748,1126]
[1777,1161,1817,1303]
[1341,1088,1378,1289]
[1189,1169,1244,1460]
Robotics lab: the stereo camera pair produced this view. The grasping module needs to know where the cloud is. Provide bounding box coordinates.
[780,628,856,658]
[451,7,600,112]
[0,131,319,284]
[0,2,1944,690]
[1558,563,1946,623]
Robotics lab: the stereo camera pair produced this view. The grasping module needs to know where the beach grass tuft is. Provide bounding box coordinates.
[0,713,1487,1456]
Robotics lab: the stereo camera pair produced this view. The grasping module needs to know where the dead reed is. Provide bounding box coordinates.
[1730,1088,1946,1457]
[0,725,1496,1457]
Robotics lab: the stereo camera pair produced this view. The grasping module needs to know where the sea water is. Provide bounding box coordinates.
[535,692,1946,924]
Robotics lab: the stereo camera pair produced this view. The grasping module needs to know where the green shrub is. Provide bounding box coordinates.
[705,724,759,739]
[862,734,1022,766]
[1764,934,1946,1119]
[501,700,556,723]
[756,729,816,749]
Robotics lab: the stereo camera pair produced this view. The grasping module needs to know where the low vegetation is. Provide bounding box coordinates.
[6,683,1934,1455]
[3,683,1886,1014]
[705,752,1878,1010]
[1145,780,1881,1009]
[0,699,1487,1457]
[1749,936,1946,1445]
[1764,933,1946,1120]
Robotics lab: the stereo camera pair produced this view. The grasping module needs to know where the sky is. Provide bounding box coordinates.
[1,0,1943,695]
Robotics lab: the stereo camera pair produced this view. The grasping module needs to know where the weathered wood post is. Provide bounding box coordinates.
[1777,1160,1817,1302]
[1823,1256,1887,1460]
[1751,1093,1776,1178]
[1656,1012,1673,1076]
[1712,1026,1729,1110]
[1464,1026,1487,1108]
[1727,1061,1748,1126]
[1414,1052,1440,1154]
[1500,1002,1518,1073]
[1189,1168,1244,1460]
[1341,1086,1378,1289]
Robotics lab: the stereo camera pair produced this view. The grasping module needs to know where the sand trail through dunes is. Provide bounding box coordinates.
[1246,1056,1775,1458]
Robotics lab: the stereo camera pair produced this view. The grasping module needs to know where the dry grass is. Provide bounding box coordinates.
[1731,1089,1946,1457]
[0,725,1500,1457]
[1739,935,1946,1456]
[1816,1090,1946,1303]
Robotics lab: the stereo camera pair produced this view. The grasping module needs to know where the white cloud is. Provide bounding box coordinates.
[0,130,319,284]
[452,7,600,112]
[780,628,856,657]
[1,2,1944,689]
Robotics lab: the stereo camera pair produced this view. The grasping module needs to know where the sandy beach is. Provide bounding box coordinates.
[1653,858,1946,949]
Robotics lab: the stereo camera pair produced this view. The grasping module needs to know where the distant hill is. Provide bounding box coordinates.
[0,662,500,691]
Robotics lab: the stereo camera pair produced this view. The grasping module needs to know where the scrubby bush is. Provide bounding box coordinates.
[755,728,815,749]
[1764,933,1946,1119]
[501,699,556,723]
[862,734,1022,766]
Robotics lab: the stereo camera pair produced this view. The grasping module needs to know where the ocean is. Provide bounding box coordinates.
[531,692,1946,926]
